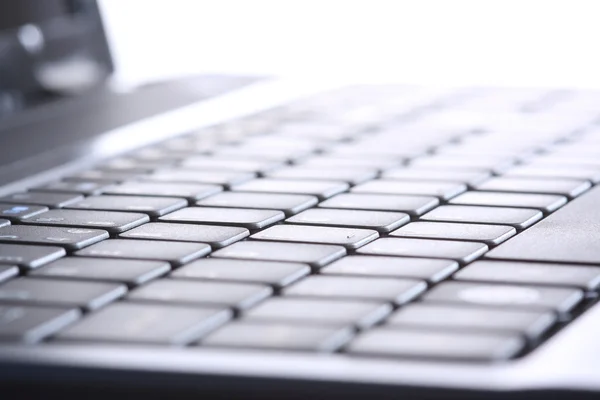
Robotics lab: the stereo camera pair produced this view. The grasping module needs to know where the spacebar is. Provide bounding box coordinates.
[486,185,600,264]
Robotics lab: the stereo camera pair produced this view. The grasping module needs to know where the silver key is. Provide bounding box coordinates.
[390,222,516,246]
[286,209,409,233]
[251,225,379,250]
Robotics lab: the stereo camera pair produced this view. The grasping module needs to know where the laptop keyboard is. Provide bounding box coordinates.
[1,85,600,362]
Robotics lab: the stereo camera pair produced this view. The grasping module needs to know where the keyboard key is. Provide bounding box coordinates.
[390,222,516,246]
[423,282,583,314]
[383,168,491,187]
[0,266,18,283]
[159,207,284,230]
[352,180,466,200]
[504,165,600,183]
[120,223,248,248]
[286,209,409,233]
[358,238,488,264]
[213,146,313,162]
[251,225,378,250]
[300,156,400,171]
[285,276,426,305]
[246,298,392,329]
[0,219,8,228]
[476,177,591,199]
[21,209,149,234]
[0,305,80,343]
[0,278,126,310]
[197,192,317,216]
[455,261,600,290]
[0,244,65,270]
[410,155,516,174]
[65,195,187,218]
[0,226,108,251]
[76,239,210,266]
[202,322,353,352]
[57,302,231,345]
[172,259,309,288]
[181,157,283,174]
[31,258,170,286]
[322,256,458,283]
[234,178,349,200]
[449,192,567,213]
[319,193,439,216]
[32,181,112,195]
[66,170,145,182]
[102,181,222,201]
[486,186,600,265]
[212,241,345,269]
[421,205,543,230]
[144,170,255,188]
[0,192,83,208]
[387,303,556,340]
[128,280,272,310]
[348,328,524,361]
[0,203,48,222]
[267,166,377,185]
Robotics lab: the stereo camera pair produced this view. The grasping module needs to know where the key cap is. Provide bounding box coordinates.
[455,261,600,290]
[0,278,126,310]
[0,226,108,251]
[486,186,600,264]
[31,258,170,286]
[212,241,345,269]
[319,193,439,216]
[233,178,349,200]
[387,303,556,341]
[322,256,458,283]
[144,170,255,188]
[0,266,18,283]
[246,298,392,329]
[504,165,600,183]
[181,157,283,174]
[449,191,567,213]
[358,238,488,264]
[202,322,353,352]
[277,122,354,141]
[267,166,377,185]
[285,276,426,305]
[159,207,284,230]
[421,205,543,230]
[0,305,80,343]
[410,155,516,174]
[299,156,400,171]
[172,259,309,288]
[476,177,591,199]
[0,203,48,222]
[352,180,466,200]
[102,181,222,201]
[66,170,145,182]
[76,239,210,266]
[286,209,409,233]
[65,195,187,218]
[251,225,378,250]
[21,209,149,234]
[0,244,65,270]
[197,192,317,216]
[31,181,113,195]
[128,280,272,310]
[347,328,524,361]
[383,168,491,186]
[57,302,231,345]
[0,192,83,208]
[390,222,516,246]
[120,223,248,248]
[424,282,583,314]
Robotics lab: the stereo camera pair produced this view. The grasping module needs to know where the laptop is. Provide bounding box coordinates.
[1,1,600,399]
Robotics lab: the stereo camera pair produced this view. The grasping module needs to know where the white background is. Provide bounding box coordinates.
[99,0,600,89]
